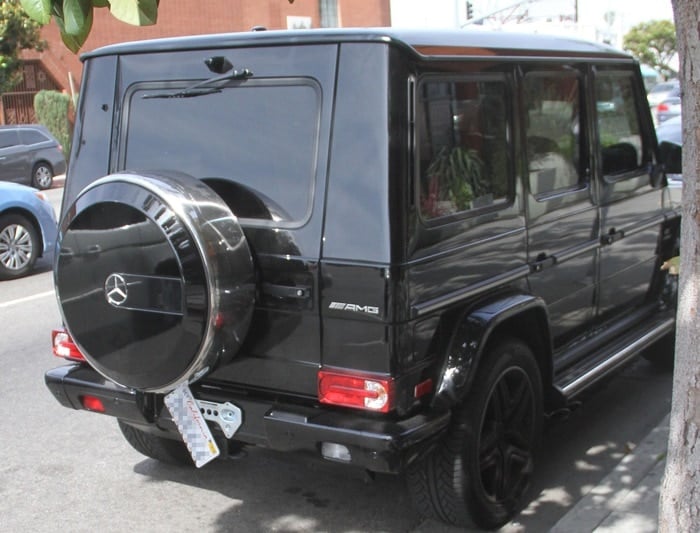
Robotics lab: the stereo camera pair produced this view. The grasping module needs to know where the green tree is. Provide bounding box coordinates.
[0,0,45,94]
[20,0,158,53]
[623,19,677,79]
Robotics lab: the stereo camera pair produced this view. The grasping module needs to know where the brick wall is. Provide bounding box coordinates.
[20,0,391,93]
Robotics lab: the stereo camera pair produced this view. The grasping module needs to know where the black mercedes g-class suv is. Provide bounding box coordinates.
[46,28,681,529]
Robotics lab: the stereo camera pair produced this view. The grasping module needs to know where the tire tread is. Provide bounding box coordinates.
[118,420,193,466]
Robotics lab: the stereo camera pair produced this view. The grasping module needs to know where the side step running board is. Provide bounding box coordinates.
[554,316,675,399]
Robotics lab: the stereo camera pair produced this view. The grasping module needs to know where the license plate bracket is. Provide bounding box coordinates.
[196,399,243,439]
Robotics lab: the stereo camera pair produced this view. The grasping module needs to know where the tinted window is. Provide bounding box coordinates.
[0,130,19,149]
[524,72,583,195]
[595,73,645,176]
[123,79,321,224]
[417,77,510,220]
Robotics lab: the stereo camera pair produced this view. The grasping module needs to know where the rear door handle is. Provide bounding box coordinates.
[261,282,311,300]
[530,253,557,273]
[601,228,625,245]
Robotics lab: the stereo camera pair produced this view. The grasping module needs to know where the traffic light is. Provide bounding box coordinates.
[466,1,473,20]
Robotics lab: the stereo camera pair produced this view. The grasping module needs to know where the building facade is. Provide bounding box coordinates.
[6,0,390,124]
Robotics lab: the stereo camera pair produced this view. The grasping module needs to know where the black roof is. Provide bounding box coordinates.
[82,27,631,61]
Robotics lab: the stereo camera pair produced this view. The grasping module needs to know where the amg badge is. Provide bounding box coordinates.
[329,301,380,315]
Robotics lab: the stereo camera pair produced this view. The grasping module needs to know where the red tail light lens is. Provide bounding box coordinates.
[657,102,669,112]
[52,328,85,362]
[80,395,105,413]
[318,370,394,413]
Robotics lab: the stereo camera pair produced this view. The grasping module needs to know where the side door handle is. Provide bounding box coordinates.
[530,252,557,273]
[601,228,625,245]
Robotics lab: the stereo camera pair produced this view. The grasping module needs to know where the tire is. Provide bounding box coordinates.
[643,268,677,370]
[32,162,54,190]
[407,339,543,529]
[54,171,256,392]
[118,420,193,466]
[643,333,675,371]
[0,214,40,280]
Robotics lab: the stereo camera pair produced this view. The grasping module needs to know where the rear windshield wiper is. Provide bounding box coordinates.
[143,68,253,99]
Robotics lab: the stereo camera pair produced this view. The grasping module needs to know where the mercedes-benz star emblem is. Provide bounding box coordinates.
[105,273,128,307]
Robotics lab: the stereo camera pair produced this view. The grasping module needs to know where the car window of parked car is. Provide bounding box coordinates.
[20,129,50,145]
[595,72,647,177]
[524,72,583,196]
[417,75,511,221]
[0,130,20,149]
[121,79,321,224]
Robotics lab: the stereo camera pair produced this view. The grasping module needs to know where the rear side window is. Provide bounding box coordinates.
[0,130,19,149]
[524,72,583,196]
[20,129,50,145]
[595,73,646,176]
[417,76,510,220]
[122,79,321,225]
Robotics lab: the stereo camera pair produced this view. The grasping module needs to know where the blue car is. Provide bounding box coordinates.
[0,181,58,280]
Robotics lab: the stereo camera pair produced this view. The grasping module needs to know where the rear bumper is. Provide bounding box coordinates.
[45,364,450,473]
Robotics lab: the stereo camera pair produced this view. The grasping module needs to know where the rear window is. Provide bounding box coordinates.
[121,78,321,224]
[649,82,677,94]
[20,129,51,145]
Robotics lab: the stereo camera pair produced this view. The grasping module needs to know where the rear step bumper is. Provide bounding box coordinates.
[45,364,451,473]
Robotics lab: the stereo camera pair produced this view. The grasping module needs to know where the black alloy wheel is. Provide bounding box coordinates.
[478,363,537,506]
[407,338,542,529]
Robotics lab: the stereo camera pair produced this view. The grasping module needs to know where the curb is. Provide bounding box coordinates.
[550,413,670,532]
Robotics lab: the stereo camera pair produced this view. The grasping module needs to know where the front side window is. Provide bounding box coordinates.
[524,72,582,196]
[122,79,321,224]
[595,73,645,176]
[417,77,510,220]
[0,130,19,149]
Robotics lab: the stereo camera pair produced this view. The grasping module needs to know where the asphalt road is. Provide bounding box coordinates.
[0,185,673,532]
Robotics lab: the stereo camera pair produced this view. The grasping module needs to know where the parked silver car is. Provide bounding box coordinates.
[0,124,67,190]
[647,79,680,108]
[656,96,682,124]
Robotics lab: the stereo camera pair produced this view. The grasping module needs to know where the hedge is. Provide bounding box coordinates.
[33,90,72,159]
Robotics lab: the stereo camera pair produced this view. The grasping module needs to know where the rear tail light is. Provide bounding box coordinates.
[80,395,105,413]
[657,102,669,112]
[52,328,85,362]
[318,370,394,413]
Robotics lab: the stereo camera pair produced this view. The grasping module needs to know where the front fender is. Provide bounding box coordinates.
[431,293,550,411]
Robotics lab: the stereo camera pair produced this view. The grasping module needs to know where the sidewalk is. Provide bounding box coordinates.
[551,413,670,532]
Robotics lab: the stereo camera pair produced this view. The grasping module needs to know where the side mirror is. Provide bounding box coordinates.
[659,141,682,175]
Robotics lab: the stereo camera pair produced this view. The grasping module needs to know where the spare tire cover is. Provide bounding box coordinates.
[55,171,255,392]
